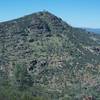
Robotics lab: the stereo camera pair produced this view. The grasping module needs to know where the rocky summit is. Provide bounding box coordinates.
[0,11,100,100]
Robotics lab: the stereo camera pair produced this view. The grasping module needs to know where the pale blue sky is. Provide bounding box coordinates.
[0,0,100,28]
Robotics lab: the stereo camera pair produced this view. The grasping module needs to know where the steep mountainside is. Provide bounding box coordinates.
[0,11,100,100]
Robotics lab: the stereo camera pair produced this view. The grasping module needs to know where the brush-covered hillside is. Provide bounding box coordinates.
[0,11,100,100]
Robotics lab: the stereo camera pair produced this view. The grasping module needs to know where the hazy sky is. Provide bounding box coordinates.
[0,0,100,28]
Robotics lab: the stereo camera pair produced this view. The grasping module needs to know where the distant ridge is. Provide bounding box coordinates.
[85,28,100,34]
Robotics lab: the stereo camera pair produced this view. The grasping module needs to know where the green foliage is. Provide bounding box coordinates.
[0,86,47,100]
[13,63,33,90]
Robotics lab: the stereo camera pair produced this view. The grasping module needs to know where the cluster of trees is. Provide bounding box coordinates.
[0,63,47,100]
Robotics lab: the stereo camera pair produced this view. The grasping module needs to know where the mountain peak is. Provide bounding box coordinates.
[0,11,100,100]
[0,11,71,35]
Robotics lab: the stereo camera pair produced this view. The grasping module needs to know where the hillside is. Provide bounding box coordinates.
[0,11,100,100]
